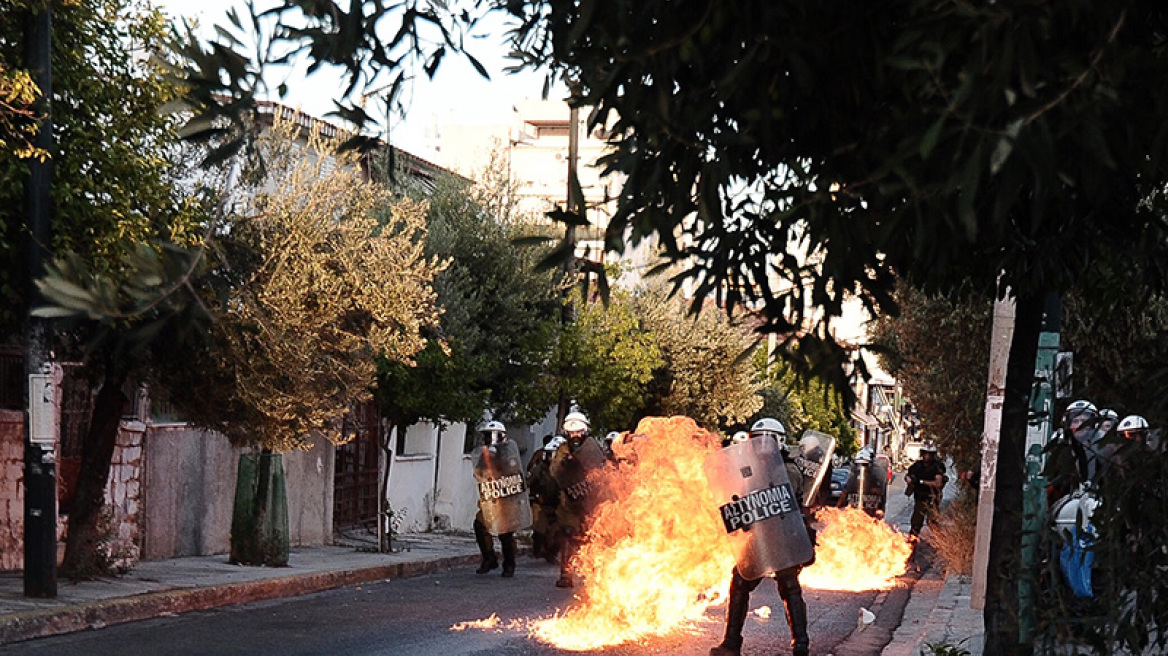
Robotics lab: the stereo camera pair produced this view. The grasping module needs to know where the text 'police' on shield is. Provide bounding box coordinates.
[718,483,798,533]
[479,474,526,502]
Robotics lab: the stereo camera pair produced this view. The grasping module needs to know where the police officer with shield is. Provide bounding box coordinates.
[708,418,813,656]
[549,410,606,588]
[472,420,531,578]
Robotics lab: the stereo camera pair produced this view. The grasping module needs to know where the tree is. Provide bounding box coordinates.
[554,288,663,434]
[873,277,1168,651]
[632,289,762,432]
[372,161,564,550]
[152,116,443,452]
[752,356,860,457]
[871,282,991,475]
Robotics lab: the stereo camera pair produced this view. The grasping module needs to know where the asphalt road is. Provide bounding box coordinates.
[0,473,927,656]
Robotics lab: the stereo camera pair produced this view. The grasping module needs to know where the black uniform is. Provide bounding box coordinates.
[473,436,518,577]
[711,454,811,656]
[906,453,946,536]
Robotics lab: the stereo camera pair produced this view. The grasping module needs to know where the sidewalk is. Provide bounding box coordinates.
[882,567,984,656]
[0,532,483,646]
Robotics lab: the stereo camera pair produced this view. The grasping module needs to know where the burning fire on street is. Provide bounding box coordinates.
[451,416,914,650]
[800,507,914,591]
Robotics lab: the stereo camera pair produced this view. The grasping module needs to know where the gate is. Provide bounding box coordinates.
[333,401,381,529]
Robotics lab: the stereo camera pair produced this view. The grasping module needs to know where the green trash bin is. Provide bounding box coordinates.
[230,451,290,567]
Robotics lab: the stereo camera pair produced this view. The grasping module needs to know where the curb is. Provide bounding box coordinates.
[0,553,481,645]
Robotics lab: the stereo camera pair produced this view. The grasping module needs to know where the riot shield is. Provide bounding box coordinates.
[845,461,889,517]
[704,437,815,580]
[793,430,837,507]
[549,437,608,512]
[472,440,532,536]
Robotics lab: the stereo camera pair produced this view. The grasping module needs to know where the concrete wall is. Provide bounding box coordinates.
[387,422,437,534]
[0,411,25,571]
[141,425,335,560]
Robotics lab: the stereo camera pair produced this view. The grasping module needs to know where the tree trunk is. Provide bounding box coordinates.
[378,417,398,553]
[59,371,128,580]
[983,292,1043,655]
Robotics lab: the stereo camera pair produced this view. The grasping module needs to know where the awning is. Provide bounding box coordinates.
[851,409,881,427]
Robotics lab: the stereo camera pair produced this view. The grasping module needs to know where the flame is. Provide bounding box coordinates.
[453,417,914,649]
[800,506,914,591]
[529,416,734,650]
[451,613,501,631]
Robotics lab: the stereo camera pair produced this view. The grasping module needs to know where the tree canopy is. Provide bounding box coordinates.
[152,115,443,451]
[375,158,565,434]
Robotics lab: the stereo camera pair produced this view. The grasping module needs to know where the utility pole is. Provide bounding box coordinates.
[556,102,582,430]
[971,290,1014,609]
[23,3,58,598]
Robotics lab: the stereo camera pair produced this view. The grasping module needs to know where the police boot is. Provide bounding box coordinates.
[709,583,749,656]
[783,593,810,656]
[474,520,498,574]
[500,533,517,578]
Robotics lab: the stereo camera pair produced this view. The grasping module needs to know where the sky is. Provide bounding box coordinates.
[156,0,556,159]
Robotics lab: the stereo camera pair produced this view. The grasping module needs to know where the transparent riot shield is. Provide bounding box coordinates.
[472,440,532,535]
[550,437,608,512]
[845,461,889,517]
[704,437,815,579]
[793,430,837,507]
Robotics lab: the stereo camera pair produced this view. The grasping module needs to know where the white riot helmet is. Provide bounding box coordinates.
[731,430,750,444]
[749,417,788,449]
[605,431,620,445]
[1063,400,1098,432]
[563,411,590,441]
[854,448,873,466]
[1097,408,1119,433]
[545,435,567,452]
[479,420,507,445]
[1118,415,1149,440]
[921,442,939,458]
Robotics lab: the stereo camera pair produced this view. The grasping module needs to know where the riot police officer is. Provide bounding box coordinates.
[472,421,520,577]
[905,442,946,537]
[711,417,811,656]
[1042,400,1098,505]
[550,410,601,588]
[838,447,888,517]
[528,436,563,563]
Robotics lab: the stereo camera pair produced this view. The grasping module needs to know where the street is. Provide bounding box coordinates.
[0,557,917,656]
[0,477,930,656]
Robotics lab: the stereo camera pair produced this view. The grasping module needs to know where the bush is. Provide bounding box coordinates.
[927,487,977,576]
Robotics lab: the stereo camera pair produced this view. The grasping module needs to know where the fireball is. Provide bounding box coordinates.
[529,416,734,650]
[456,416,913,650]
[800,506,914,591]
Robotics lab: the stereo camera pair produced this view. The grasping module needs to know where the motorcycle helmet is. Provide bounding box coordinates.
[479,420,507,445]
